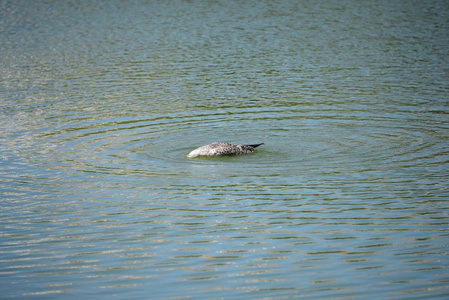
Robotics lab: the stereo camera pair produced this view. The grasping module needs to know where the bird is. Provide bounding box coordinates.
[187,142,264,158]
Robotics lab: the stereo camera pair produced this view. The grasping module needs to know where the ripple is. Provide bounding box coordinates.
[3,100,445,183]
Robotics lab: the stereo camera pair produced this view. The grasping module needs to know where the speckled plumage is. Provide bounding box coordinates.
[187,142,264,158]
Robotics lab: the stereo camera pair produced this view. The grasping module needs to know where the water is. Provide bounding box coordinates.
[1,0,448,298]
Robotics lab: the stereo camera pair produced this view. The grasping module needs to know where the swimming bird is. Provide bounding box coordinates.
[187,142,264,158]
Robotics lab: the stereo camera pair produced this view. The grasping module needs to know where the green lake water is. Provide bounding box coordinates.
[1,0,448,298]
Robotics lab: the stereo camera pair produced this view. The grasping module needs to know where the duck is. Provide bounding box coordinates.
[187,142,264,158]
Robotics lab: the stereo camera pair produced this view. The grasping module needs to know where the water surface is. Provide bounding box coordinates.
[1,0,448,298]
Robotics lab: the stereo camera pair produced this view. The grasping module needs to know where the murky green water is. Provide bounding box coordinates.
[1,0,448,298]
